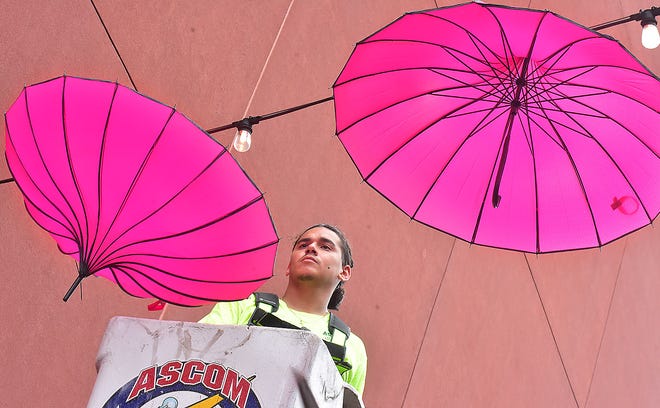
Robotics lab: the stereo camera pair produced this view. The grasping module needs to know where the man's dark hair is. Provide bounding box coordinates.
[294,224,353,310]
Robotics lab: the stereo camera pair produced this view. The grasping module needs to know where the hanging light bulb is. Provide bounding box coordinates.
[641,22,660,49]
[640,9,660,49]
[231,119,253,153]
[232,128,252,152]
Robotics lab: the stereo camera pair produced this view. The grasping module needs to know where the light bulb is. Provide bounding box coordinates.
[641,22,660,49]
[232,128,252,152]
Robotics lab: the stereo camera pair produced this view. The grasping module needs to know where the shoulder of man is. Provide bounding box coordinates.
[345,330,366,352]
[198,294,258,325]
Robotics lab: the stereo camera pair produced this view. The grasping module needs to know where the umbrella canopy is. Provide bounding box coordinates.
[333,2,660,253]
[4,75,278,306]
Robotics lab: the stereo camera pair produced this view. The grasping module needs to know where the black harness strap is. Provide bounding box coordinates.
[328,313,350,338]
[248,292,353,374]
[249,307,300,330]
[254,292,279,312]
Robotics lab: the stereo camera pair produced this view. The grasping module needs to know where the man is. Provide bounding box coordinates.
[199,224,367,395]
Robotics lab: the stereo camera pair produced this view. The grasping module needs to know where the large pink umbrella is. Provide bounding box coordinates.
[333,2,660,253]
[5,75,278,306]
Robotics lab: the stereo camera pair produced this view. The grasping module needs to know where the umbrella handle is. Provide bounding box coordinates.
[492,135,511,208]
[63,275,84,302]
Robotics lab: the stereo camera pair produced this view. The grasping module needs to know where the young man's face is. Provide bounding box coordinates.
[286,227,351,287]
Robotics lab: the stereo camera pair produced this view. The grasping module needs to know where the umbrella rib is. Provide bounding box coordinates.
[409,98,512,221]
[349,65,514,184]
[90,81,120,270]
[437,103,506,120]
[463,105,512,135]
[525,86,612,150]
[536,85,655,221]
[91,106,177,264]
[540,80,660,120]
[525,65,599,103]
[423,15,524,102]
[440,46,514,104]
[22,195,80,243]
[9,186,81,250]
[110,251,277,284]
[488,11,546,211]
[527,64,659,116]
[428,66,511,103]
[511,102,542,252]
[95,239,279,272]
[533,94,604,247]
[471,9,546,240]
[19,83,84,244]
[525,39,576,83]
[92,192,266,270]
[4,134,81,242]
[89,148,229,270]
[337,37,510,88]
[523,81,606,142]
[427,68,516,109]
[525,61,596,103]
[537,74,659,155]
[416,11,518,77]
[336,65,488,91]
[61,76,93,269]
[483,5,522,83]
[527,105,607,122]
[526,96,607,124]
[528,35,610,81]
[521,111,577,150]
[462,5,537,100]
[338,79,492,136]
[441,41,511,97]
[107,266,182,305]
[336,43,518,132]
[339,33,518,105]
[337,68,490,134]
[108,265,184,305]
[547,64,657,84]
[523,101,598,142]
[536,87,609,103]
[469,112,518,243]
[525,33,641,106]
[111,264,270,305]
[363,91,498,183]
[135,195,265,243]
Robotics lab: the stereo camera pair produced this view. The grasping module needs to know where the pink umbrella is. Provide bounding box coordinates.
[334,2,660,253]
[5,75,278,306]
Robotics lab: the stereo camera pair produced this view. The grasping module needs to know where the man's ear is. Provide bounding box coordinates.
[338,265,351,282]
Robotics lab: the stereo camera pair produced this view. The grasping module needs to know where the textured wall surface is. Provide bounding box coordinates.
[1,1,658,407]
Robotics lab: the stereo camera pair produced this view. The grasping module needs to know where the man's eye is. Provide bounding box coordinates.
[321,245,332,250]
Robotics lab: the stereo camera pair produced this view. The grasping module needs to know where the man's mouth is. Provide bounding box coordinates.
[300,256,318,264]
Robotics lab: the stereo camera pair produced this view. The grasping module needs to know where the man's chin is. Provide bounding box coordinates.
[292,273,316,281]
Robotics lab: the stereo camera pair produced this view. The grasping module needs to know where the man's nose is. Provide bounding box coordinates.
[305,244,318,254]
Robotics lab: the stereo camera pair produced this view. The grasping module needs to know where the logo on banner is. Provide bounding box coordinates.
[102,360,262,408]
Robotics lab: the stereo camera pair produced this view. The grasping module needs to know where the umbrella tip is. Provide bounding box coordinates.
[62,260,90,302]
[62,274,84,302]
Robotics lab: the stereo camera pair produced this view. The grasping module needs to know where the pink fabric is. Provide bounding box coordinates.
[334,2,660,253]
[5,76,278,305]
